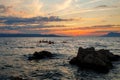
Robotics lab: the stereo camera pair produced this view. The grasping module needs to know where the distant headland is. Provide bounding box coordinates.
[0,33,63,37]
[101,32,120,37]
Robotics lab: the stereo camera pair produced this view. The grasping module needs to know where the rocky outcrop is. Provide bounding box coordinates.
[39,40,54,44]
[28,51,53,60]
[69,47,120,73]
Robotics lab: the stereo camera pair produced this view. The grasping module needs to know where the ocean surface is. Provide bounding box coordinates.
[0,37,120,80]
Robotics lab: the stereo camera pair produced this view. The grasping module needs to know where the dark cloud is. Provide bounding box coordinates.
[1,24,119,31]
[0,25,43,30]
[51,25,120,31]
[0,24,66,32]
[74,25,112,30]
[0,25,46,34]
[0,24,67,31]
[0,16,72,34]
[91,25,116,28]
[79,25,120,29]
[0,16,71,24]
[95,4,119,9]
[95,5,108,8]
[0,23,120,35]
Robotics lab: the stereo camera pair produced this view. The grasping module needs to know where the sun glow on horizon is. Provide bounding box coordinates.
[0,0,120,36]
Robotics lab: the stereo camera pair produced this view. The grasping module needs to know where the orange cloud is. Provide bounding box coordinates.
[0,0,43,18]
[42,25,120,36]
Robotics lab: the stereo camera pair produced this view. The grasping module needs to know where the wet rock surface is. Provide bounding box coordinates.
[28,51,54,60]
[10,76,28,80]
[69,47,120,73]
[0,76,28,80]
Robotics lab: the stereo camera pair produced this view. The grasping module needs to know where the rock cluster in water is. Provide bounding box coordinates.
[28,51,53,60]
[39,40,54,44]
[69,47,120,73]
[27,47,120,73]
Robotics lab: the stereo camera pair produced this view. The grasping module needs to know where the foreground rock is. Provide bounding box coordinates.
[69,47,120,73]
[28,51,53,60]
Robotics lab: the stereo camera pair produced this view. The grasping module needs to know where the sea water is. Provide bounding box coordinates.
[0,37,120,80]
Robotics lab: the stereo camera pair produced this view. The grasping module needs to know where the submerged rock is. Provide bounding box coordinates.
[28,51,53,60]
[69,47,120,73]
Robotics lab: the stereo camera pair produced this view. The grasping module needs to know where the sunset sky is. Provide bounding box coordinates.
[0,0,120,36]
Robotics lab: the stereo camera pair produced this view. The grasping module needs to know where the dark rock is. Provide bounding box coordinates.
[69,47,120,73]
[98,49,119,61]
[39,40,54,44]
[10,76,27,80]
[62,41,67,43]
[28,51,53,60]
[48,41,54,44]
